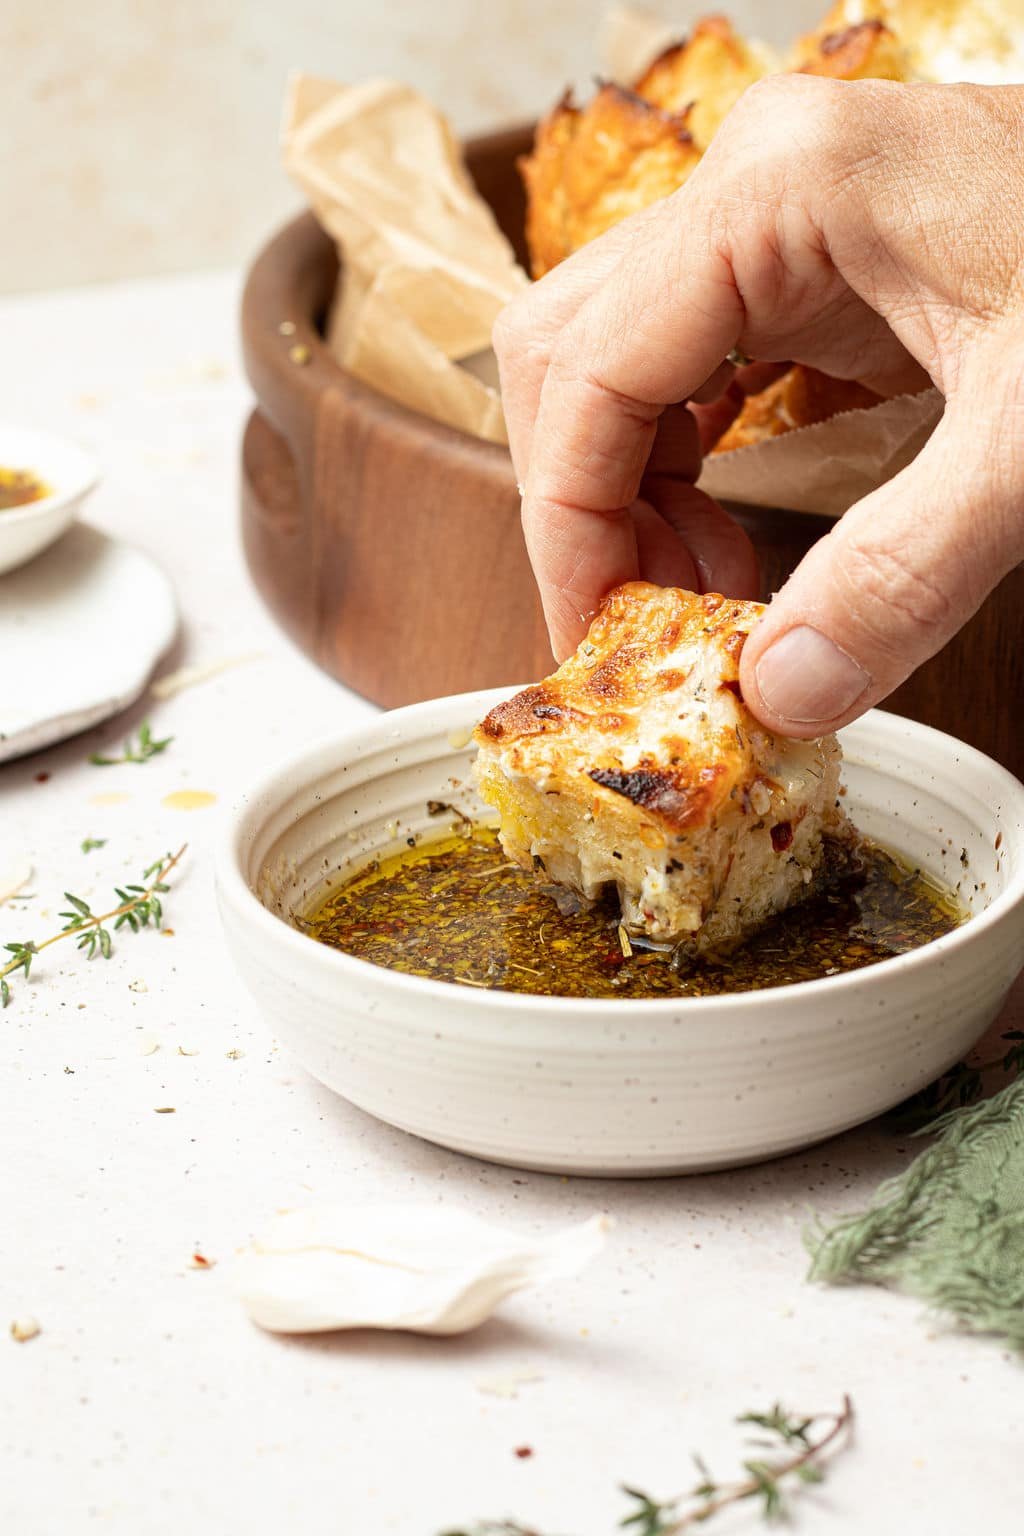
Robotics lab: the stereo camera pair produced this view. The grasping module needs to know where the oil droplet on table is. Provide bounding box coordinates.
[162,789,217,811]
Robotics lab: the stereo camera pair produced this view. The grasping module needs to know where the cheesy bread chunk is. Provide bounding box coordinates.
[473,584,851,958]
[520,85,701,278]
[795,17,910,78]
[519,5,921,446]
[792,0,989,80]
[633,15,770,148]
[712,365,882,454]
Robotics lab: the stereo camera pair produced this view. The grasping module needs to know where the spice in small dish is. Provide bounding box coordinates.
[304,825,966,1000]
[0,467,49,510]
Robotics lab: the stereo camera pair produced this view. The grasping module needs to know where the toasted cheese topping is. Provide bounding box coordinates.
[473,583,851,954]
[519,85,701,279]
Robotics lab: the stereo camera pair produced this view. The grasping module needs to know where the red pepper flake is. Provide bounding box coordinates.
[514,1446,533,1460]
[770,821,794,852]
[34,771,50,783]
[190,1252,215,1270]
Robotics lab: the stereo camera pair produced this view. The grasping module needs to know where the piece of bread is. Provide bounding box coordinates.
[711,365,882,454]
[795,17,910,78]
[521,8,914,281]
[473,583,850,958]
[519,10,910,447]
[794,0,1018,82]
[519,85,701,278]
[521,2,1004,454]
[633,15,770,147]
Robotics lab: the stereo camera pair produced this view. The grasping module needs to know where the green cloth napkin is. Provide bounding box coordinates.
[807,1077,1024,1350]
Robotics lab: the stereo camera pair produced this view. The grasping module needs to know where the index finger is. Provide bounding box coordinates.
[522,192,744,655]
[495,199,693,489]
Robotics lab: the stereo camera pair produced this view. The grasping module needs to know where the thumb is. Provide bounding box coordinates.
[739,403,1024,738]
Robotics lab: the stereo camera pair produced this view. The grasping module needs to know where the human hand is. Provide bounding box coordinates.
[494,77,1024,736]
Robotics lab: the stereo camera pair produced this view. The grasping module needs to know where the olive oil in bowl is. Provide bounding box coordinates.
[0,466,49,510]
[305,826,966,1000]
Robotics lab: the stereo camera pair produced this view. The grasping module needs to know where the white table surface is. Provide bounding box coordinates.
[1,269,1021,1536]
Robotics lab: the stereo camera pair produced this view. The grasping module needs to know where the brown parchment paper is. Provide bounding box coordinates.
[699,388,944,516]
[280,66,947,510]
[281,73,528,445]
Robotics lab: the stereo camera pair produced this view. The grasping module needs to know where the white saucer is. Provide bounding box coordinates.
[0,523,178,763]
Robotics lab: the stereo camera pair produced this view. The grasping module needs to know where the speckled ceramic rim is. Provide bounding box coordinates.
[218,691,1024,1017]
[0,421,101,524]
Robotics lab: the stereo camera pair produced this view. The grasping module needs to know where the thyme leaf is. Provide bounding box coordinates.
[0,847,186,1008]
[89,720,173,766]
[440,1527,545,1536]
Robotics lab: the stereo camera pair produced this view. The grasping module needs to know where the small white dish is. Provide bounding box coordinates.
[217,693,1024,1176]
[0,421,100,575]
[0,523,178,763]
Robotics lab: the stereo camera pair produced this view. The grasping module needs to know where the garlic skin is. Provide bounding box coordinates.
[230,1206,610,1335]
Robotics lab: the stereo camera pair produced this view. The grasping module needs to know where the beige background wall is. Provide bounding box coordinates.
[0,1,823,293]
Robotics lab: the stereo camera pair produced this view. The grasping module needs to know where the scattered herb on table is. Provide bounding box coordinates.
[441,1398,853,1534]
[80,838,107,854]
[441,1526,541,1536]
[889,1031,1024,1132]
[89,720,173,766]
[1,846,186,1008]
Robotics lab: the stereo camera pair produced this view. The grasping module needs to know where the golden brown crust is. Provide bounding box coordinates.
[711,365,882,454]
[518,92,580,280]
[797,19,909,79]
[587,761,729,831]
[475,584,762,836]
[476,685,583,743]
[523,5,911,280]
[519,85,700,279]
[520,4,916,437]
[634,15,767,147]
[792,0,885,61]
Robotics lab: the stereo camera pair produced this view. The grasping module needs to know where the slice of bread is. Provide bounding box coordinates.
[473,583,851,957]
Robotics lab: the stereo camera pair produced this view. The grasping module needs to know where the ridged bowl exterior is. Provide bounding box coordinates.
[217,692,1024,1175]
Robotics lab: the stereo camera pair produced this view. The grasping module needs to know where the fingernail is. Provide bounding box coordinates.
[754,625,871,725]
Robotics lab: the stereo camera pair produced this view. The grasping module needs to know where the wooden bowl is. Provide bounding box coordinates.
[240,126,1024,779]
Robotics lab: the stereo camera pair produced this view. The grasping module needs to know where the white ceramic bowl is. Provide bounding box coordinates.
[217,692,1024,1176]
[0,421,100,575]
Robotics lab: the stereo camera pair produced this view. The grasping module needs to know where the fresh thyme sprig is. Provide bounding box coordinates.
[889,1031,1024,1132]
[89,720,173,766]
[442,1526,543,1536]
[619,1398,852,1531]
[1,846,186,1008]
[442,1399,853,1536]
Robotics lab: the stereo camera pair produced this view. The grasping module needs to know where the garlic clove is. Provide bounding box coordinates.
[230,1205,610,1335]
